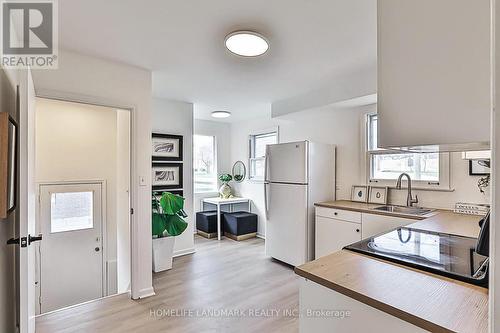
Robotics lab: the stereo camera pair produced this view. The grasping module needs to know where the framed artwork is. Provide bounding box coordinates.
[152,190,184,198]
[351,185,368,203]
[0,112,18,218]
[469,160,490,176]
[152,133,183,161]
[368,186,389,205]
[152,163,183,190]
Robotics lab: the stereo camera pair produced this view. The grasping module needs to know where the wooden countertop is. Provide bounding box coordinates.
[296,201,488,333]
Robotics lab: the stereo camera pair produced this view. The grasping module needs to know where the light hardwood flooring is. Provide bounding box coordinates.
[36,236,300,333]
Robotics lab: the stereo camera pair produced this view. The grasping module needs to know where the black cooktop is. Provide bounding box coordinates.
[344,227,489,287]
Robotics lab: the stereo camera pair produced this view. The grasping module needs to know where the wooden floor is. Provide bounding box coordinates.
[36,236,299,333]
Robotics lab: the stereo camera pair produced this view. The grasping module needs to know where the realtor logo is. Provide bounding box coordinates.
[1,0,58,68]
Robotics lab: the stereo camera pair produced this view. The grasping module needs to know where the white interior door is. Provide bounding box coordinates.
[39,183,103,313]
[265,182,308,266]
[18,70,37,333]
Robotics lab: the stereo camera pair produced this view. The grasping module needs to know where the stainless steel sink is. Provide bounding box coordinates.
[373,205,434,216]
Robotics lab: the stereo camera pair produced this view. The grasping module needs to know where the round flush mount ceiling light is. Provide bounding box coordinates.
[211,111,232,118]
[225,31,269,57]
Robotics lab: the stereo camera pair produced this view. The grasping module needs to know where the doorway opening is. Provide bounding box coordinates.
[34,98,131,314]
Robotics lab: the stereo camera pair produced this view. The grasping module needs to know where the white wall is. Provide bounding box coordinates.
[35,98,130,295]
[32,49,153,299]
[193,119,231,213]
[152,98,194,257]
[230,104,491,237]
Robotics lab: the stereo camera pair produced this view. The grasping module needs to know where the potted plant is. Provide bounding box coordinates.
[152,192,188,272]
[218,173,233,198]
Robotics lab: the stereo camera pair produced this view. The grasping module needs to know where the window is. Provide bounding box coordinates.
[51,192,94,233]
[194,135,217,193]
[367,114,449,188]
[249,131,278,180]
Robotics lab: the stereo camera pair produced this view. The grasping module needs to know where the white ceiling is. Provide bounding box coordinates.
[58,0,376,122]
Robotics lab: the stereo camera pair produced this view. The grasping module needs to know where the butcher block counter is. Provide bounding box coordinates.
[295,201,488,333]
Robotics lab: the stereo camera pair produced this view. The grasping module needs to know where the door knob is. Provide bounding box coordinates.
[7,238,19,245]
[95,247,100,252]
[28,234,43,245]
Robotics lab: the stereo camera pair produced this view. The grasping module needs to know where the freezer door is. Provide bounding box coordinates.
[265,141,308,184]
[265,183,309,266]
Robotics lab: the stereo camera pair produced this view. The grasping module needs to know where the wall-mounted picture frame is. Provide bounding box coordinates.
[0,112,18,219]
[368,186,389,205]
[153,189,184,197]
[351,185,368,203]
[152,133,183,162]
[152,163,183,190]
[469,160,490,176]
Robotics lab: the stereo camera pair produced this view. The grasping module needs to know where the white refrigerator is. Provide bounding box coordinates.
[264,141,336,266]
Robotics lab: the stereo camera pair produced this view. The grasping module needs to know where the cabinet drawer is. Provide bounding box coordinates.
[315,206,361,224]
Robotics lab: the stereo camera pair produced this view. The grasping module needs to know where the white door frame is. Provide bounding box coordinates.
[36,180,108,311]
[32,92,140,300]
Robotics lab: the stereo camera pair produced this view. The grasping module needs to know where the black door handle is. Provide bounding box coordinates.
[28,234,43,245]
[7,238,19,245]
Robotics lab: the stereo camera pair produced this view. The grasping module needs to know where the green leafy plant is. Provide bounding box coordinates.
[219,174,233,183]
[152,192,188,238]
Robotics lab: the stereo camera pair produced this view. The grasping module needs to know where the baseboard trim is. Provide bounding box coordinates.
[256,233,266,240]
[173,247,196,258]
[36,291,131,317]
[136,287,156,299]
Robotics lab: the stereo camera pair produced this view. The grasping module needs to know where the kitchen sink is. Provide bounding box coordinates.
[373,205,434,216]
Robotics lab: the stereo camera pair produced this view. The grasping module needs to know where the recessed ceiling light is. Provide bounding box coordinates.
[225,31,269,57]
[211,111,232,118]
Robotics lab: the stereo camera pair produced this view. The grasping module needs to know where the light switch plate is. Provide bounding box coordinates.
[139,176,147,186]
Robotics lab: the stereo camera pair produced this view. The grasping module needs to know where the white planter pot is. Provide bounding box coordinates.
[152,236,175,273]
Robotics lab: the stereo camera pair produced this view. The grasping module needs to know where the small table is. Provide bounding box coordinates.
[202,197,251,240]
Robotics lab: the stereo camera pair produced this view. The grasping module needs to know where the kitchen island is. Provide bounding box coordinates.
[295,201,488,332]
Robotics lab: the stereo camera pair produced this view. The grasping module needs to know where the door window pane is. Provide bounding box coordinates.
[51,192,94,233]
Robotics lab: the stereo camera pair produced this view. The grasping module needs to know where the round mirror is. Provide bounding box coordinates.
[232,161,246,183]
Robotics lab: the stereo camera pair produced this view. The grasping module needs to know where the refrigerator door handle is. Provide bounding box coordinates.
[264,146,270,183]
[264,182,269,219]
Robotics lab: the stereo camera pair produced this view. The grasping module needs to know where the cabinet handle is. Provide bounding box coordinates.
[334,212,338,216]
[356,229,360,233]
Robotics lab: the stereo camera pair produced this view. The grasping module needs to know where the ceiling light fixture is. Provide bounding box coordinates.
[225,31,269,57]
[211,111,232,118]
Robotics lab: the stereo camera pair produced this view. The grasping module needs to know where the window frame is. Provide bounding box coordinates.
[365,113,451,190]
[248,128,279,182]
[193,134,218,194]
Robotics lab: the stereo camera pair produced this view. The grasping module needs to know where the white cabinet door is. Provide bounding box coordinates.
[361,214,413,239]
[315,216,361,259]
[378,0,491,150]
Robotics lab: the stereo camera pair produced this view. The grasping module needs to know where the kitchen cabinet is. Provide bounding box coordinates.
[361,214,414,239]
[315,207,415,258]
[315,216,361,258]
[377,0,491,152]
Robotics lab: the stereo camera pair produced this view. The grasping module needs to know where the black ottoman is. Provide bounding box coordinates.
[223,212,258,241]
[196,211,224,239]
